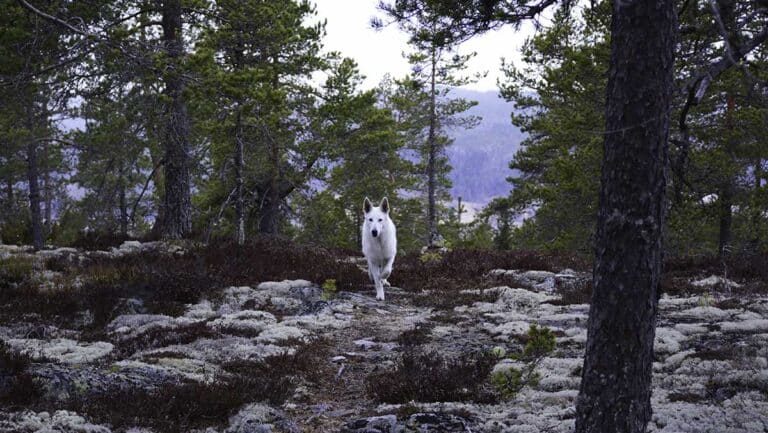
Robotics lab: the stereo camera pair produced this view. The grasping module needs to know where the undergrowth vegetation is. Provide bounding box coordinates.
[366,349,498,404]
[662,253,768,295]
[0,341,41,407]
[0,237,368,330]
[491,323,557,399]
[0,338,330,433]
[393,249,588,308]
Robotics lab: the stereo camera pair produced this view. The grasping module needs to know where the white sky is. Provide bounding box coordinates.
[312,0,534,92]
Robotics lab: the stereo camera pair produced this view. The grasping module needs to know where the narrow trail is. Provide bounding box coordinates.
[295,288,426,432]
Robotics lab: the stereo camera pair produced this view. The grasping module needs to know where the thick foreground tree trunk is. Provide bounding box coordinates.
[574,0,676,432]
[160,0,192,239]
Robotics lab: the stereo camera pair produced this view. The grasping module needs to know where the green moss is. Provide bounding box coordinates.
[321,278,337,300]
[419,251,443,264]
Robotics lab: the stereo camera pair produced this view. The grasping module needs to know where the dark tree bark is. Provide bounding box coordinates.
[26,141,43,250]
[258,180,281,235]
[160,0,192,239]
[23,99,44,250]
[256,174,301,235]
[25,119,43,251]
[259,66,282,236]
[574,0,676,431]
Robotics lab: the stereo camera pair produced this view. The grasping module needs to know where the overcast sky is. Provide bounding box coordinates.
[312,0,534,92]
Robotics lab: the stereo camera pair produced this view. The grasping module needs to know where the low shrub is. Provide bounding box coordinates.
[396,323,433,347]
[0,256,35,288]
[4,339,329,433]
[366,350,497,403]
[491,323,556,399]
[1,237,369,329]
[0,341,41,407]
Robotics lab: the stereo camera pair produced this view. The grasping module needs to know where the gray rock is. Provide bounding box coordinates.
[0,410,112,433]
[404,412,472,432]
[6,338,113,364]
[342,415,397,433]
[28,362,180,402]
[225,403,288,433]
[341,413,472,433]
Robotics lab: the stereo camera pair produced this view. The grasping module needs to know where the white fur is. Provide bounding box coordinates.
[362,197,397,301]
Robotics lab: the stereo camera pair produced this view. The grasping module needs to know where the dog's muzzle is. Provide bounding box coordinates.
[371,230,378,238]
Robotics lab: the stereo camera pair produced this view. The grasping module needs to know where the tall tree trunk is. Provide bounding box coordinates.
[42,138,52,237]
[160,0,192,239]
[751,159,763,245]
[234,108,245,245]
[259,66,281,236]
[426,46,438,248]
[119,167,128,237]
[718,94,736,256]
[718,182,733,256]
[574,0,676,432]
[25,104,43,250]
[259,142,281,235]
[26,141,43,250]
[3,150,13,244]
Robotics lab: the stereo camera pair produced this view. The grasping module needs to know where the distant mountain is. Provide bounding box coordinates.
[445,88,525,206]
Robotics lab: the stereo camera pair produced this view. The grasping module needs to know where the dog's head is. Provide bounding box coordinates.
[363,197,391,239]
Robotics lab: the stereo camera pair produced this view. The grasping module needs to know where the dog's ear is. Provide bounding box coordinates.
[364,197,372,213]
[380,197,389,213]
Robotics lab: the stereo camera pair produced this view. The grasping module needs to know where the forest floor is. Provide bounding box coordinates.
[1,239,767,433]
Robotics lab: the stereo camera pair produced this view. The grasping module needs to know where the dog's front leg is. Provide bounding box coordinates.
[380,256,394,287]
[367,263,375,284]
[369,262,385,301]
[375,278,385,301]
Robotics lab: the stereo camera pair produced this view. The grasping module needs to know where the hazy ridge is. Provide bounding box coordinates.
[447,89,525,205]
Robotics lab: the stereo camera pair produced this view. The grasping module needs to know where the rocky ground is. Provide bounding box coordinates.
[1,241,767,433]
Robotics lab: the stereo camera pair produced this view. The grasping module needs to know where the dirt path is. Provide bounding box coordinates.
[294,288,427,432]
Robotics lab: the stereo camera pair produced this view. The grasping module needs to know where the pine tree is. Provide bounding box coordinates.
[499,5,609,254]
[193,1,384,240]
[377,4,482,248]
[0,0,85,249]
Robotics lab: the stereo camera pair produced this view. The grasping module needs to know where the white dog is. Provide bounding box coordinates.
[362,197,397,301]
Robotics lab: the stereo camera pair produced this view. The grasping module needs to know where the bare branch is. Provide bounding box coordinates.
[674,22,768,197]
[16,0,162,76]
[204,186,238,243]
[17,0,90,37]
[130,159,164,226]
